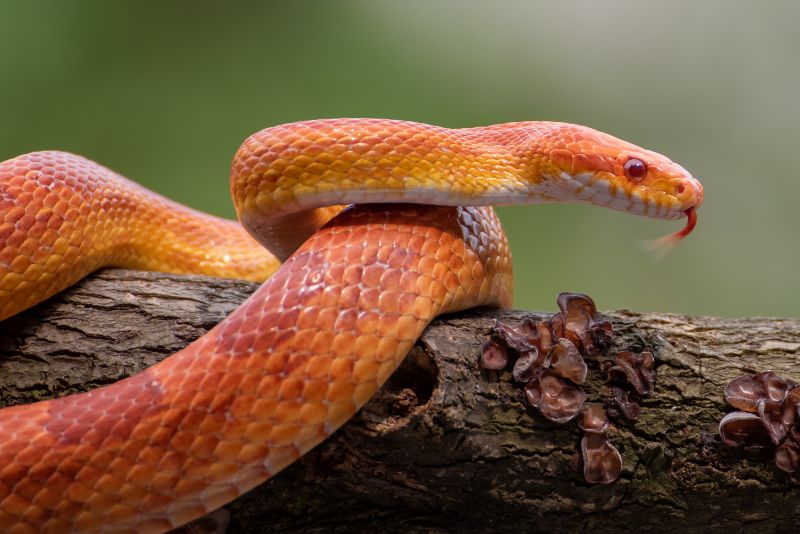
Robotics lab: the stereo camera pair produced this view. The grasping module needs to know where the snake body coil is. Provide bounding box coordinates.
[0,119,703,532]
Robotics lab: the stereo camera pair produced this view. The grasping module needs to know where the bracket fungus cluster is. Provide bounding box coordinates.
[719,371,800,473]
[481,293,612,424]
[480,292,653,485]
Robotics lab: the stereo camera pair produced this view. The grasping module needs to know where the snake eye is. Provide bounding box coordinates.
[623,158,647,181]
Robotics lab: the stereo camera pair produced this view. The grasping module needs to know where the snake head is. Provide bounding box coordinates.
[535,123,704,243]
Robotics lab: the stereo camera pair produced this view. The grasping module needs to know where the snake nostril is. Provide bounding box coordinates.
[676,184,686,195]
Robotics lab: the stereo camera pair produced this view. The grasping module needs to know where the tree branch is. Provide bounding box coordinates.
[1,269,798,532]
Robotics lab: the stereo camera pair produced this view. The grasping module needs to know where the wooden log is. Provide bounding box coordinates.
[1,269,798,532]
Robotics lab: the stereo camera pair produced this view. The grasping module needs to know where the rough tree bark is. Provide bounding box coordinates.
[1,269,799,533]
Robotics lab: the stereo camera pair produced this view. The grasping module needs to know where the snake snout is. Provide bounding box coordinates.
[673,165,703,211]
[688,177,704,209]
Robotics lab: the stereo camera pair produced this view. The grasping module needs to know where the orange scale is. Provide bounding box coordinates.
[0,493,32,522]
[323,263,345,285]
[353,382,378,409]
[394,315,422,342]
[188,435,219,460]
[379,268,401,290]
[0,223,13,240]
[11,479,43,504]
[212,441,243,464]
[25,456,58,483]
[442,270,462,294]
[342,264,363,285]
[92,472,123,496]
[397,292,418,316]
[361,264,384,288]
[276,377,305,401]
[268,424,300,448]
[243,422,273,444]
[376,290,403,315]
[326,379,357,405]
[430,261,450,282]
[332,308,358,332]
[309,330,336,354]
[352,358,380,385]
[297,305,320,334]
[387,246,410,266]
[171,478,208,499]
[286,331,314,356]
[419,241,440,260]
[236,311,261,335]
[356,287,379,310]
[318,284,343,308]
[300,379,328,404]
[361,243,381,265]
[196,412,228,434]
[178,408,209,433]
[355,310,379,334]
[343,245,364,264]
[331,332,357,355]
[325,401,357,432]
[302,354,333,381]
[73,510,108,532]
[230,331,257,355]
[9,255,31,275]
[371,337,399,362]
[206,390,236,416]
[31,487,61,510]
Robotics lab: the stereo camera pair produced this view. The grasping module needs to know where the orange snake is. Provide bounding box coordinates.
[0,119,703,532]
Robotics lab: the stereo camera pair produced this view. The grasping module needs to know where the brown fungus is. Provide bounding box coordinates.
[783,387,800,426]
[610,351,655,396]
[524,318,556,355]
[549,338,588,385]
[756,399,788,445]
[724,374,768,413]
[556,292,602,354]
[789,425,800,445]
[512,348,540,383]
[493,321,534,352]
[548,312,565,341]
[480,340,508,370]
[718,411,772,447]
[581,433,623,484]
[589,319,615,353]
[579,404,610,434]
[757,371,796,403]
[775,440,800,473]
[524,370,586,424]
[611,387,641,421]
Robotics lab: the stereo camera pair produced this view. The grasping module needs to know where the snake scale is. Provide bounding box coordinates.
[0,118,703,532]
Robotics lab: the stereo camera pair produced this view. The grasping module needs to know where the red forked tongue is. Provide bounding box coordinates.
[671,207,697,241]
[644,207,698,256]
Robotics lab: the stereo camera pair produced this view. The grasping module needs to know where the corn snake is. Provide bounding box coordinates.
[0,118,703,532]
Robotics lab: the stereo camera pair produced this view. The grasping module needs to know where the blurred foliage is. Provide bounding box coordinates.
[1,1,797,316]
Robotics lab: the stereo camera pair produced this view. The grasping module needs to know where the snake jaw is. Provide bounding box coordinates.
[551,172,688,220]
[545,169,701,254]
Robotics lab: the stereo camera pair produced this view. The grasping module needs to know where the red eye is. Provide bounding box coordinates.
[623,158,647,181]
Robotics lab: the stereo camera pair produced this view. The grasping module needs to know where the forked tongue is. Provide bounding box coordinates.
[643,207,698,257]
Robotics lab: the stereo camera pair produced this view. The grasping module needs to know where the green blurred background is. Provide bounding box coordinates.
[1,1,797,317]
